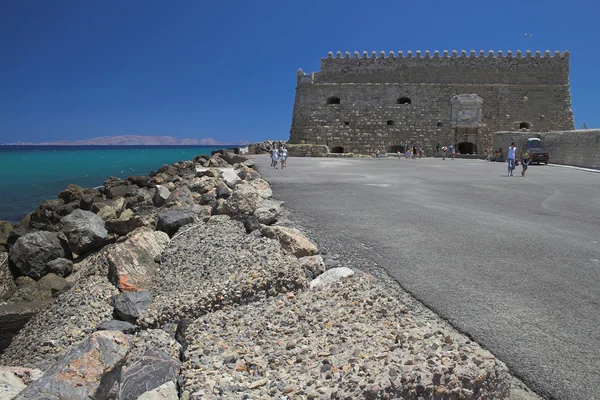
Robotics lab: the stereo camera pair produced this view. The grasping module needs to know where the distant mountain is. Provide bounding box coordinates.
[5,135,250,146]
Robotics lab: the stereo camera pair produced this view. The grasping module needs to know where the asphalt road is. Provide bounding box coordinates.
[250,155,600,400]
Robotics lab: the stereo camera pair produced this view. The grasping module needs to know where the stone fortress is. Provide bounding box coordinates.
[289,50,575,155]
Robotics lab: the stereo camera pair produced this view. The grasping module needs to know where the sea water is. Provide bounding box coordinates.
[0,145,226,224]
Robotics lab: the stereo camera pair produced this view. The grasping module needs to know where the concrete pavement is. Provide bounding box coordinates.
[250,154,600,400]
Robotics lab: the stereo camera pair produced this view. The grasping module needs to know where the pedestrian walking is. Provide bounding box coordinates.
[507,142,517,176]
[436,143,440,157]
[449,144,455,160]
[441,145,448,160]
[521,148,528,177]
[281,146,288,168]
[418,146,423,159]
[271,146,279,169]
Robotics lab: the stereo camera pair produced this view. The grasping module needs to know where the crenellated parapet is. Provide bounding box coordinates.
[306,49,571,85]
[324,50,569,59]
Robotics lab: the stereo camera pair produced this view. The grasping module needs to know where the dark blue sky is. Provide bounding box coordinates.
[1,0,597,143]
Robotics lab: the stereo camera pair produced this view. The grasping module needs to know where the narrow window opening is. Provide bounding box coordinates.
[387,120,394,126]
[344,121,350,126]
[519,122,530,129]
[437,122,443,127]
[330,146,344,153]
[327,96,340,104]
[397,97,412,105]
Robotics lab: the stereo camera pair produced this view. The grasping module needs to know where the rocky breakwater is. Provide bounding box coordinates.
[0,150,513,399]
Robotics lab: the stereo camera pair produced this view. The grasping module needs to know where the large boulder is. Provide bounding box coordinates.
[127,175,152,188]
[111,291,154,324]
[137,381,178,400]
[0,366,43,400]
[106,184,139,199]
[9,231,71,280]
[204,154,231,168]
[107,227,169,291]
[105,209,144,236]
[46,257,73,277]
[156,209,197,237]
[14,330,129,400]
[309,266,354,288]
[60,209,109,255]
[152,185,171,207]
[165,186,194,207]
[248,178,273,199]
[29,198,65,230]
[221,184,260,216]
[260,225,319,258]
[0,220,14,252]
[119,349,181,400]
[57,184,86,203]
[254,199,284,225]
[220,151,246,165]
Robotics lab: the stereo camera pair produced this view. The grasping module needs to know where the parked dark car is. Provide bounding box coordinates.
[528,148,549,164]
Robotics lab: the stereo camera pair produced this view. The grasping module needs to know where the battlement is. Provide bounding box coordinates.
[295,49,571,86]
[323,50,569,59]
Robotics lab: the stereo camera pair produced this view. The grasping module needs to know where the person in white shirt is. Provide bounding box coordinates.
[281,147,288,168]
[507,142,517,176]
[271,147,279,169]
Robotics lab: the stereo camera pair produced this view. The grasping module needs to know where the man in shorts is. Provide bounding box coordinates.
[507,142,517,176]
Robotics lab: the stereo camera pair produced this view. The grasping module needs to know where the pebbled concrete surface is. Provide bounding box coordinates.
[250,155,600,400]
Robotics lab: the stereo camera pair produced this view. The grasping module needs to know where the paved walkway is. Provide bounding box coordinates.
[250,155,600,400]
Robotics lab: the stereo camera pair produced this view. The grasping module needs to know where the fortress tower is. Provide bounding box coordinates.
[289,50,575,155]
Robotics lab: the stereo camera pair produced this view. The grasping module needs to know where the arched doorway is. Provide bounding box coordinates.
[387,145,405,154]
[457,142,477,155]
[330,146,344,153]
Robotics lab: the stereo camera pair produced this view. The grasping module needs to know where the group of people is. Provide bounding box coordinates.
[506,142,529,177]
[270,145,288,169]
[436,143,455,160]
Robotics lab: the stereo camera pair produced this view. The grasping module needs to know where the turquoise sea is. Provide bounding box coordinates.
[0,145,226,224]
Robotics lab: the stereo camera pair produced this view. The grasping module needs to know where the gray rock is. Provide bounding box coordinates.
[105,209,144,236]
[6,225,30,251]
[14,330,129,400]
[309,266,354,288]
[165,186,194,207]
[260,225,319,258]
[60,209,109,255]
[216,182,232,199]
[220,151,246,165]
[254,199,284,225]
[46,257,73,277]
[37,273,71,297]
[0,300,54,354]
[96,319,138,333]
[204,154,231,168]
[0,366,43,400]
[29,198,65,230]
[79,194,95,211]
[119,349,181,400]
[242,159,256,168]
[0,220,14,252]
[222,183,261,216]
[127,175,152,188]
[9,231,71,280]
[57,184,86,204]
[0,252,16,300]
[107,227,169,290]
[106,184,139,199]
[111,291,154,323]
[137,381,178,400]
[153,185,171,207]
[156,209,197,237]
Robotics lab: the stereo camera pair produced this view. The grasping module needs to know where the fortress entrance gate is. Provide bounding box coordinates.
[451,94,488,155]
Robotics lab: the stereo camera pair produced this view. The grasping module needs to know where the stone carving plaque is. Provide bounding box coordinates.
[451,94,483,127]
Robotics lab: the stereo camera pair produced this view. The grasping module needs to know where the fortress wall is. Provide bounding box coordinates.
[494,130,600,169]
[317,50,570,85]
[291,83,574,154]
